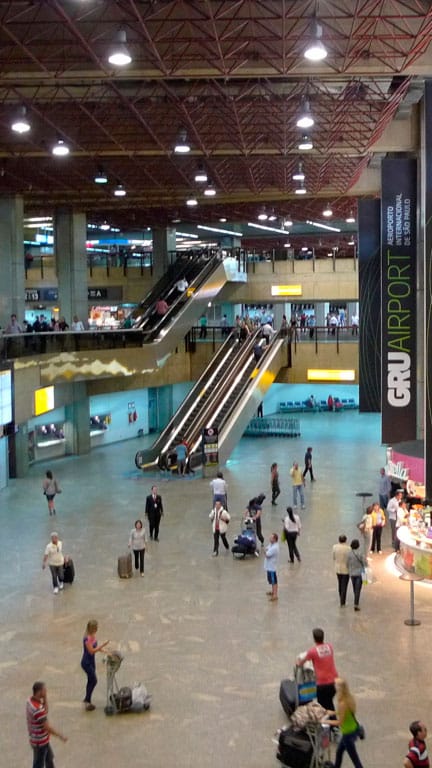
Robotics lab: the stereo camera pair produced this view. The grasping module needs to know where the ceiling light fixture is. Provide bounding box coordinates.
[198,225,243,237]
[11,105,31,134]
[283,218,293,228]
[268,209,277,222]
[219,217,227,223]
[247,222,292,235]
[186,196,198,206]
[348,238,355,246]
[295,182,307,195]
[346,211,356,223]
[292,162,305,182]
[174,129,191,154]
[51,138,70,156]
[304,21,328,62]
[296,99,314,129]
[322,205,333,217]
[298,134,313,150]
[194,164,208,183]
[113,184,126,197]
[204,181,216,197]
[100,221,110,231]
[94,168,108,184]
[306,219,341,232]
[108,29,132,67]
[257,208,268,221]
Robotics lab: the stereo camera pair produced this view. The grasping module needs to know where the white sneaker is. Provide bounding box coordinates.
[59,582,64,590]
[254,550,260,557]
[53,587,59,594]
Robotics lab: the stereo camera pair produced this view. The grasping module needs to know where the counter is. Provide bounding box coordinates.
[398,525,432,580]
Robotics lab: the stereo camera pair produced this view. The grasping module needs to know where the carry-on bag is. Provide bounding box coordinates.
[279,678,298,717]
[117,552,132,579]
[277,726,313,768]
[295,663,317,704]
[63,556,75,584]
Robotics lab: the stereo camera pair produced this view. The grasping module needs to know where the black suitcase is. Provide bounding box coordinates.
[114,686,132,712]
[279,679,298,717]
[232,544,248,558]
[63,557,75,584]
[277,727,313,768]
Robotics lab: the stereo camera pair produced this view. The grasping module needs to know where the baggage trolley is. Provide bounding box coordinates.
[104,651,151,716]
[304,721,332,768]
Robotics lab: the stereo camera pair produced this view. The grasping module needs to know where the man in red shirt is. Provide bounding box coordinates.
[297,627,338,711]
[404,721,429,768]
[26,681,67,768]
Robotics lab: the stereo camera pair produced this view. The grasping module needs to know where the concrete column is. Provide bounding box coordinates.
[55,208,87,326]
[152,227,177,280]
[0,196,25,327]
[314,303,325,327]
[64,383,90,455]
[13,424,29,478]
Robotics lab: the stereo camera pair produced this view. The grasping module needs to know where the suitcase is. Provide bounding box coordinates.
[232,544,248,558]
[279,679,298,717]
[114,686,132,712]
[117,552,133,579]
[277,727,313,768]
[63,556,75,584]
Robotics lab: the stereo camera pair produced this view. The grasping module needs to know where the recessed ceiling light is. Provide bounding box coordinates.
[108,30,132,67]
[52,139,70,156]
[113,184,126,197]
[11,105,31,134]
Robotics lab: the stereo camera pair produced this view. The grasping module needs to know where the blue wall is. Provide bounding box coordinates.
[263,383,359,414]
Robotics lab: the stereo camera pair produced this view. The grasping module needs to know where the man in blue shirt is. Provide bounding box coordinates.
[264,533,279,602]
[378,467,392,511]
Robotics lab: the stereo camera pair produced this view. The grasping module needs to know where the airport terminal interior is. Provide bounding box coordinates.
[2,410,430,768]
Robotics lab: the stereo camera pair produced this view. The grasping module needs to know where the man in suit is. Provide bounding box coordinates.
[145,485,164,541]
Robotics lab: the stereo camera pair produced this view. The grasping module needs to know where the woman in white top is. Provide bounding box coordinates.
[283,506,302,563]
[42,532,64,594]
[210,471,228,507]
[358,506,373,556]
[128,520,147,576]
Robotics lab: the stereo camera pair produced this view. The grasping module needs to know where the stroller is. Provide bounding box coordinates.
[232,516,259,558]
[104,651,151,716]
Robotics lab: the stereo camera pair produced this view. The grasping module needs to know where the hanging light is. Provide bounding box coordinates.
[292,162,305,182]
[219,217,227,223]
[298,134,313,150]
[283,217,293,228]
[113,184,126,197]
[304,22,328,62]
[346,211,356,223]
[51,138,70,156]
[322,205,333,217]
[186,196,198,206]
[194,164,208,183]
[11,105,31,134]
[108,30,132,67]
[100,221,110,231]
[295,182,307,195]
[296,100,314,129]
[94,168,108,184]
[257,208,268,221]
[268,209,277,222]
[174,129,191,154]
[204,181,216,197]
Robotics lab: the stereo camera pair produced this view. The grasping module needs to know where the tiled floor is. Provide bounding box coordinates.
[1,410,428,768]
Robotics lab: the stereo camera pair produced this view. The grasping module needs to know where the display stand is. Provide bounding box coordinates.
[399,571,424,626]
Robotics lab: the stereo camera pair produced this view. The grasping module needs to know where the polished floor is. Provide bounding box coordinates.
[1,410,428,768]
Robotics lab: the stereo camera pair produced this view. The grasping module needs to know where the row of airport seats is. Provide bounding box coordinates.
[245,416,301,437]
[279,398,358,413]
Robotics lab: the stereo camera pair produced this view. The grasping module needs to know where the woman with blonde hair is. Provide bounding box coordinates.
[80,620,109,711]
[332,677,364,768]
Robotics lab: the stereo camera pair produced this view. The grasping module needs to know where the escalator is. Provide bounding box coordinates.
[135,330,286,470]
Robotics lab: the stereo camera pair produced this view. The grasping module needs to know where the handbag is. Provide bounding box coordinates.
[281,528,287,542]
[354,715,365,739]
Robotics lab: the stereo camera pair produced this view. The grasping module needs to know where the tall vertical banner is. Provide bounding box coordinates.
[381,158,417,444]
[424,81,432,499]
[358,198,381,412]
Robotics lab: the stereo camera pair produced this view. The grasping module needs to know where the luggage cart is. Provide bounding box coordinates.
[304,721,332,768]
[104,651,151,716]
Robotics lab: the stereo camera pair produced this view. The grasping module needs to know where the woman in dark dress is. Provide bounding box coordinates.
[81,619,109,710]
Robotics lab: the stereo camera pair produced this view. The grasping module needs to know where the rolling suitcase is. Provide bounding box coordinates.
[63,556,75,584]
[277,727,313,768]
[279,679,298,717]
[118,552,132,579]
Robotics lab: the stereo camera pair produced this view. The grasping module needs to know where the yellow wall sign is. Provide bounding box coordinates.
[307,369,355,382]
[271,285,302,297]
[34,385,55,415]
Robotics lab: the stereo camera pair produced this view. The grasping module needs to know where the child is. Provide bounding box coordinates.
[264,533,279,601]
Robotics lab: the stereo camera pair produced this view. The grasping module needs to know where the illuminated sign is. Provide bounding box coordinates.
[34,386,54,416]
[307,369,355,382]
[271,285,302,297]
[0,369,12,425]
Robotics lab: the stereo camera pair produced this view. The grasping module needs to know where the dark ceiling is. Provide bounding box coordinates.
[0,0,430,244]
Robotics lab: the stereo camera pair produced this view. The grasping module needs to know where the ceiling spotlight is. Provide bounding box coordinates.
[51,138,70,156]
[258,208,268,221]
[295,182,307,195]
[174,129,191,154]
[301,246,308,252]
[108,29,132,67]
[113,184,126,197]
[186,196,198,207]
[100,221,110,231]
[284,242,291,248]
[11,105,31,134]
[204,181,216,197]
[194,164,208,183]
[346,211,356,223]
[219,217,227,223]
[283,218,293,228]
[322,205,333,217]
[94,168,108,184]
[298,134,313,150]
[348,238,355,246]
[304,21,328,62]
[296,100,314,129]
[268,211,277,222]
[292,162,305,182]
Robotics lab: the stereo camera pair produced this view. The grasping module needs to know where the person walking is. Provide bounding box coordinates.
[347,539,367,611]
[404,721,429,768]
[264,533,279,601]
[42,470,61,516]
[210,471,228,507]
[174,441,188,475]
[270,462,280,505]
[297,628,338,712]
[26,680,67,768]
[209,500,230,556]
[199,313,208,338]
[80,619,109,711]
[290,462,305,509]
[331,677,365,768]
[283,506,301,563]
[333,534,350,607]
[42,532,64,595]
[247,493,266,545]
[378,467,392,511]
[370,502,386,553]
[357,505,373,556]
[302,446,315,482]
[128,520,146,575]
[145,485,164,540]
